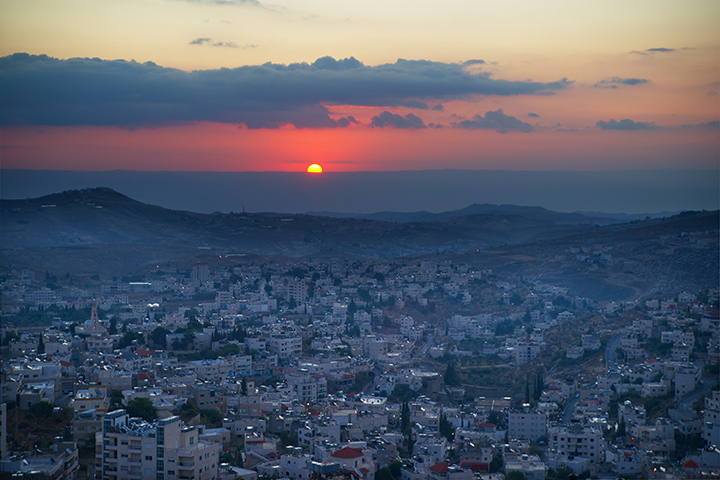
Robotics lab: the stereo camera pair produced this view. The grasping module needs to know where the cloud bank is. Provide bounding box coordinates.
[596,119,658,130]
[0,53,570,129]
[453,109,533,133]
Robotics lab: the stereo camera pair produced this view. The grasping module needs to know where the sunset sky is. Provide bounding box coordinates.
[1,0,718,172]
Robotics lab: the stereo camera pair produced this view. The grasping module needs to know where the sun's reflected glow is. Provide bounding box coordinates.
[307,163,323,173]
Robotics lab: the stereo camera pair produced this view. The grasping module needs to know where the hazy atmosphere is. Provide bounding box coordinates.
[1,3,719,479]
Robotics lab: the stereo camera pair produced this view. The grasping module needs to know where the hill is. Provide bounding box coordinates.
[2,188,718,299]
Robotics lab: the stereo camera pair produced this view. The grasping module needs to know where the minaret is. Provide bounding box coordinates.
[91,303,99,325]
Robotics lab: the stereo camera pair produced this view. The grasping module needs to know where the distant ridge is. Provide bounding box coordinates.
[2,188,717,300]
[1,169,716,215]
[307,203,676,224]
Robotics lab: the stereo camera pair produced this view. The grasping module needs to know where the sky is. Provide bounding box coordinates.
[0,0,719,173]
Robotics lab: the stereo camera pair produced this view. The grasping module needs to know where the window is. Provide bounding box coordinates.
[146,456,153,461]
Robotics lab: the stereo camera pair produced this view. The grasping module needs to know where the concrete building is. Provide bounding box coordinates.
[288,370,327,404]
[549,424,604,463]
[267,335,302,358]
[703,391,720,447]
[508,410,547,442]
[192,263,210,284]
[515,340,541,365]
[98,409,219,480]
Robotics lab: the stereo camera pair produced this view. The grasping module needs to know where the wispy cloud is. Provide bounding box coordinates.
[594,77,649,89]
[0,53,571,129]
[631,47,676,56]
[189,38,255,48]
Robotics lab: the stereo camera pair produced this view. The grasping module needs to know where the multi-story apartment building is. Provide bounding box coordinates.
[515,340,541,365]
[191,263,209,284]
[97,409,219,480]
[267,335,302,358]
[287,370,327,404]
[703,390,720,446]
[507,410,547,442]
[549,424,605,463]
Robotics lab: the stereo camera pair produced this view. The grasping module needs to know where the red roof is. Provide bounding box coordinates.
[135,349,151,356]
[60,361,73,367]
[683,458,699,468]
[478,423,496,428]
[429,462,448,474]
[359,468,369,474]
[332,447,363,459]
[137,373,151,380]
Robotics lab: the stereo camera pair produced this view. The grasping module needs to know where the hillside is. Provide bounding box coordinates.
[2,188,718,299]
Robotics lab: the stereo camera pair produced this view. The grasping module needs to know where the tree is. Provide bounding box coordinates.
[444,360,462,387]
[109,318,118,335]
[151,327,169,349]
[200,408,223,428]
[241,377,248,396]
[179,402,199,420]
[401,402,410,435]
[109,391,125,409]
[505,471,527,480]
[487,410,502,427]
[37,334,45,354]
[376,468,394,480]
[29,401,53,418]
[439,412,454,442]
[126,398,158,422]
[118,331,144,349]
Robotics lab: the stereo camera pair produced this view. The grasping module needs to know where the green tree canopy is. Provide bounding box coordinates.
[444,360,462,387]
[126,398,158,422]
[151,326,170,349]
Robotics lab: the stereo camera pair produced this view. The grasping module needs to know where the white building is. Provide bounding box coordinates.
[98,410,219,480]
[508,410,547,442]
[549,424,605,463]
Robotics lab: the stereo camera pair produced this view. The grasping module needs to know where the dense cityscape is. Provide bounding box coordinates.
[1,255,718,479]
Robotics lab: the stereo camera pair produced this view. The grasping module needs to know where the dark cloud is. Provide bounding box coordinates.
[0,53,570,129]
[431,104,444,111]
[462,59,486,66]
[190,37,212,45]
[398,100,430,109]
[370,111,426,129]
[452,109,533,133]
[685,120,719,129]
[646,47,675,53]
[596,119,658,130]
[336,116,359,128]
[594,77,649,89]
[528,112,540,118]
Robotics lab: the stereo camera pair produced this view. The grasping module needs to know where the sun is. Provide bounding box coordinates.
[307,163,323,173]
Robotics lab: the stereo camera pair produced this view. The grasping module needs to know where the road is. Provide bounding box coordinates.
[605,331,627,372]
[561,395,579,425]
[672,379,715,420]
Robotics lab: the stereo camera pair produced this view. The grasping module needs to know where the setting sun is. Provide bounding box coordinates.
[307,163,323,173]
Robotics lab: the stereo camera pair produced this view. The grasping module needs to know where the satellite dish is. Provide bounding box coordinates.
[66,448,73,454]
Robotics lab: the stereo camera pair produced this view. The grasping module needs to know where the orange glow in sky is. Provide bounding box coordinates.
[0,1,717,173]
